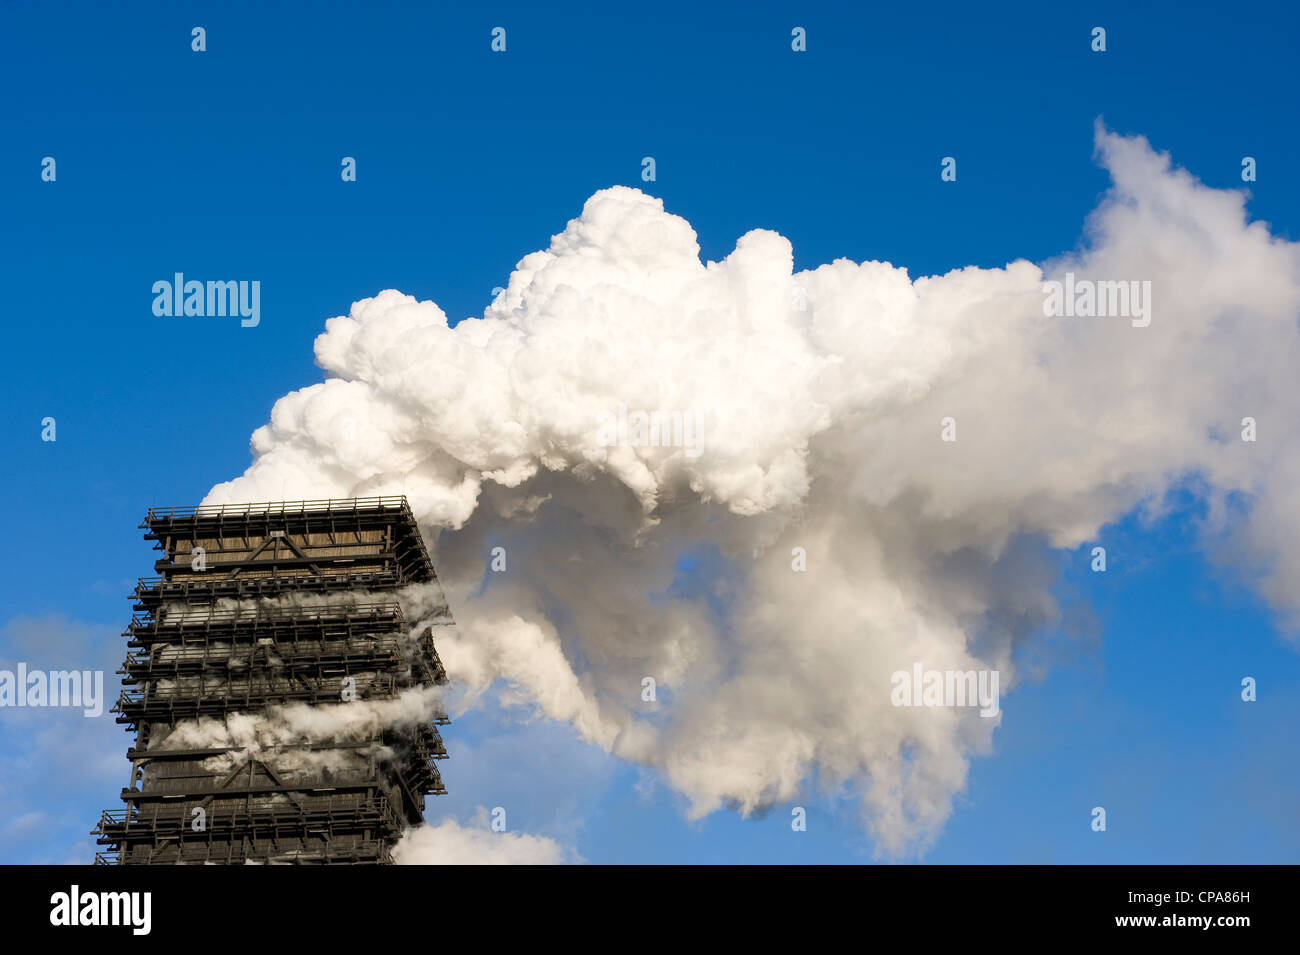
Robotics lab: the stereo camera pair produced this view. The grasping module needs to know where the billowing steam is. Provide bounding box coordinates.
[149,686,444,779]
[203,125,1300,855]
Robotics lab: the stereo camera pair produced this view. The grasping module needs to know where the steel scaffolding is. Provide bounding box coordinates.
[93,496,453,865]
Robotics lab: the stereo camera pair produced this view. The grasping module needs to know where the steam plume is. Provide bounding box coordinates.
[204,125,1300,854]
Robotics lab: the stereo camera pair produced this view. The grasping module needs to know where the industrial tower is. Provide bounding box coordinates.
[93,497,452,864]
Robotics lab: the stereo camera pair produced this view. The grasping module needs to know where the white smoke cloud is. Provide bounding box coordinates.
[204,124,1300,855]
[394,810,577,865]
[150,686,444,751]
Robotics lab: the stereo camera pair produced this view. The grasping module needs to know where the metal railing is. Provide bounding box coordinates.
[96,797,404,838]
[132,571,402,601]
[143,496,412,524]
[129,601,406,629]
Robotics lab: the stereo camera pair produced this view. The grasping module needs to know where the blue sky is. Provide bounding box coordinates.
[2,0,1298,863]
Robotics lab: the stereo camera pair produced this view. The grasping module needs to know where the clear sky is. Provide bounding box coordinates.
[1,0,1298,864]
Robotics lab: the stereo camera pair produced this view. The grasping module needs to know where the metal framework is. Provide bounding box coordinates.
[93,496,453,865]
